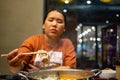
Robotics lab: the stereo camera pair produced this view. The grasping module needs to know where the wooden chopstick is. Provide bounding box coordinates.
[23,51,47,54]
[1,51,47,57]
[1,54,8,57]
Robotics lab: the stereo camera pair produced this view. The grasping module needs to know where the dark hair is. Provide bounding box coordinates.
[43,8,66,26]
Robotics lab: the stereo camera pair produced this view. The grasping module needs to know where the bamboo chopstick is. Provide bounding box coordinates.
[1,54,8,57]
[23,51,47,54]
[1,51,47,57]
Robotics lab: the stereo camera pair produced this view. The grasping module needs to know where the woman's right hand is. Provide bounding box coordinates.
[7,49,27,73]
[7,49,25,67]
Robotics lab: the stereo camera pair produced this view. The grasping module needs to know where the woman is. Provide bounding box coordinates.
[7,8,76,73]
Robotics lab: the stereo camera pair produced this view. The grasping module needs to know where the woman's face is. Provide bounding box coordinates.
[43,10,65,40]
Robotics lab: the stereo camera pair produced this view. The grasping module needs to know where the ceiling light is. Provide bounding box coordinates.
[65,0,69,4]
[86,0,91,4]
[63,9,67,13]
[100,0,111,3]
[60,0,73,4]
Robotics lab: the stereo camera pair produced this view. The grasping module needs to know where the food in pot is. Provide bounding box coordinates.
[31,73,91,80]
[32,74,59,80]
[59,71,92,80]
[60,74,91,80]
[28,69,94,80]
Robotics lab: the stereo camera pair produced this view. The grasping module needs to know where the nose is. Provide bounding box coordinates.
[52,20,57,26]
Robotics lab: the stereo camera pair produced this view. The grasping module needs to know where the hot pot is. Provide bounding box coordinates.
[18,69,101,80]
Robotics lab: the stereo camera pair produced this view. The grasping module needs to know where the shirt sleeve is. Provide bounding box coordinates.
[18,35,38,64]
[62,39,76,68]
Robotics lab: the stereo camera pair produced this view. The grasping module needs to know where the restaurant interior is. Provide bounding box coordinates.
[0,0,120,79]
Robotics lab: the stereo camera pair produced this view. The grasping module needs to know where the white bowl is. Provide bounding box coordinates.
[99,69,116,79]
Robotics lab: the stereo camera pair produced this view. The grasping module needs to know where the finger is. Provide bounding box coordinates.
[8,53,24,66]
[7,49,18,60]
[26,64,39,72]
[28,64,39,69]
[8,49,18,55]
[27,68,39,72]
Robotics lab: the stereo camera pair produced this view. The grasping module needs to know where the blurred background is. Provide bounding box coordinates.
[0,0,120,74]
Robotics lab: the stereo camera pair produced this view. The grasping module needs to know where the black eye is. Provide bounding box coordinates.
[57,19,63,23]
[48,19,53,22]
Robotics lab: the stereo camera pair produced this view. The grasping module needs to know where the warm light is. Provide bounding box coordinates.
[100,0,111,3]
[60,0,73,4]
[109,29,114,32]
[117,36,119,39]
[65,0,69,4]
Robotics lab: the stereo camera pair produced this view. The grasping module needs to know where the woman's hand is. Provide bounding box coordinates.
[27,64,39,72]
[55,66,71,69]
[6,49,26,73]
[7,49,25,67]
[7,49,18,60]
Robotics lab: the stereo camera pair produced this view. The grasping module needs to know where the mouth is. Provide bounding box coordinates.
[50,29,57,33]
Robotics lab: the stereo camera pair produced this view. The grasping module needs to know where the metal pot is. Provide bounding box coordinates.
[18,69,101,80]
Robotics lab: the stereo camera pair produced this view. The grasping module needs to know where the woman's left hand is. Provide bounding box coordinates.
[27,64,39,72]
[55,66,71,69]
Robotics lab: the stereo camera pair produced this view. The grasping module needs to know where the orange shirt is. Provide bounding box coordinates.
[18,34,76,70]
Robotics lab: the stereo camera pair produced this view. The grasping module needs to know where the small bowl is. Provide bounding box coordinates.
[99,69,116,79]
